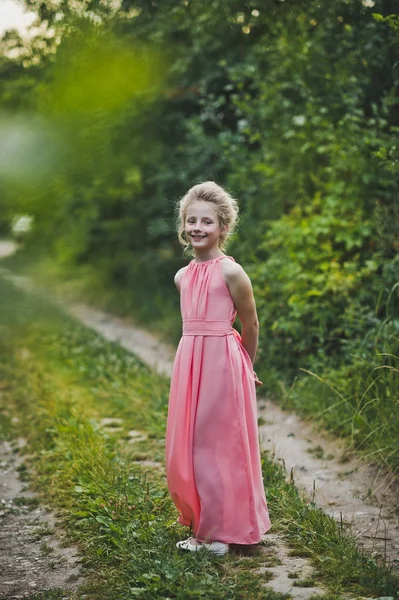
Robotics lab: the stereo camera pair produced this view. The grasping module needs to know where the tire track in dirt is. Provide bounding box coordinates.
[0,438,83,599]
[258,400,399,568]
[0,242,84,599]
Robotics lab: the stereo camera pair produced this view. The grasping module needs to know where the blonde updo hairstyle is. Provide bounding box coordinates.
[177,181,239,255]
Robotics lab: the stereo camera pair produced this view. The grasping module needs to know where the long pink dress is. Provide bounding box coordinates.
[165,255,271,544]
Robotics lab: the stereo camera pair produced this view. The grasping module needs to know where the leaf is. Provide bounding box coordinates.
[95,515,112,526]
[75,510,90,517]
[74,485,89,494]
[305,290,323,297]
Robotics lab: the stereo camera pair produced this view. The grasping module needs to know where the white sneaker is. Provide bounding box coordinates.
[176,537,202,552]
[176,537,229,555]
[202,541,229,555]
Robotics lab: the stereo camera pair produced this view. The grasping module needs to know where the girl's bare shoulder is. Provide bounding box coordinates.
[174,265,189,290]
[220,257,248,283]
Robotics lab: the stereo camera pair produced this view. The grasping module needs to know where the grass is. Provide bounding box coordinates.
[292,577,315,587]
[0,277,284,600]
[284,353,399,477]
[0,276,398,599]
[13,496,40,509]
[31,524,54,538]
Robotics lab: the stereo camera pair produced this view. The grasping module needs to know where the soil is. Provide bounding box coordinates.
[258,400,399,568]
[0,439,83,599]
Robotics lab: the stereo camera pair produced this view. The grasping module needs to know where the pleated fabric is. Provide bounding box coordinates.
[165,256,271,544]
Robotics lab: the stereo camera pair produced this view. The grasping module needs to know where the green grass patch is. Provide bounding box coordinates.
[261,456,399,596]
[26,592,69,600]
[292,577,315,587]
[0,276,398,599]
[13,496,40,509]
[276,333,399,476]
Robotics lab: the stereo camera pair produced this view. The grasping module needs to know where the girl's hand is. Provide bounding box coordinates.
[254,371,263,387]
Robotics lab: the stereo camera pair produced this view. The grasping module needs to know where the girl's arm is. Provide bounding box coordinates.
[174,266,187,291]
[222,261,259,364]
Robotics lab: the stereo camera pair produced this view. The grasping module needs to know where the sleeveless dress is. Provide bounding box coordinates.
[165,255,271,544]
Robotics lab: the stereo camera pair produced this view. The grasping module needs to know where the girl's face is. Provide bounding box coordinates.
[185,200,223,252]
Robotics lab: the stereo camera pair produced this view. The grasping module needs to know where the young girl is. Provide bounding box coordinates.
[165,181,271,555]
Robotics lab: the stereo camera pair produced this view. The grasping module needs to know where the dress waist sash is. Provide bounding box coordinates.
[182,319,234,336]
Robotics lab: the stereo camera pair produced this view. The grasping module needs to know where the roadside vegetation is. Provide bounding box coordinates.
[1,277,398,599]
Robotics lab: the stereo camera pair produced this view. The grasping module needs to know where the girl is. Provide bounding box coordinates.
[165,181,271,555]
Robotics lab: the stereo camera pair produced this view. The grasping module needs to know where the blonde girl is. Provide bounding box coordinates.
[165,181,271,555]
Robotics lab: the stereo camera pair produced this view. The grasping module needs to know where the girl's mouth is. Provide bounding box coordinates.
[191,235,206,241]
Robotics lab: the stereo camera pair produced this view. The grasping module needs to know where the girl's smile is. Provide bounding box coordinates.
[185,200,223,258]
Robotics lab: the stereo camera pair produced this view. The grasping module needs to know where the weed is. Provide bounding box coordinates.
[308,445,325,459]
[40,541,54,557]
[31,524,54,538]
[307,445,335,461]
[16,462,29,481]
[25,591,69,600]
[292,577,316,587]
[13,496,40,509]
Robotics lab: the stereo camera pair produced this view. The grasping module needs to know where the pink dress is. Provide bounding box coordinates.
[165,255,271,544]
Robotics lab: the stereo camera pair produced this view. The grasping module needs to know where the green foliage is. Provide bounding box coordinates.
[286,317,399,472]
[251,195,378,373]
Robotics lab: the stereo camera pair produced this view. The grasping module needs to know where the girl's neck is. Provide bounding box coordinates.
[193,249,225,264]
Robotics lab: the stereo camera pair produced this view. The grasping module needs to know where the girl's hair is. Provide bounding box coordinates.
[176,181,239,253]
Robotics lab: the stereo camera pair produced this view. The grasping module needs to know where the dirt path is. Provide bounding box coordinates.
[67,303,175,377]
[0,243,85,599]
[0,438,82,599]
[259,400,399,565]
[1,240,398,597]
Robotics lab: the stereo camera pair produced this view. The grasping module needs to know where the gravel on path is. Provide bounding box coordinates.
[0,439,83,599]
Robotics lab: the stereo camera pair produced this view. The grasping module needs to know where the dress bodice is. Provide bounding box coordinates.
[179,256,237,324]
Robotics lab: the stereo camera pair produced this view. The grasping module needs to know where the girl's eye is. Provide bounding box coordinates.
[186,219,212,224]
